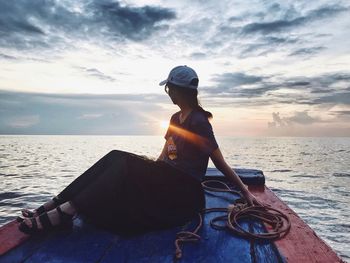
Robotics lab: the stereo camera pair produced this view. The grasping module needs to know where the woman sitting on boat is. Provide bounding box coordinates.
[18,65,259,235]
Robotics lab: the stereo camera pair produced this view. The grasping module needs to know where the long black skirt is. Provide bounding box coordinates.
[57,150,205,235]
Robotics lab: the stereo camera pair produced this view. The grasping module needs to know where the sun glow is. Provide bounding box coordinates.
[160,120,169,129]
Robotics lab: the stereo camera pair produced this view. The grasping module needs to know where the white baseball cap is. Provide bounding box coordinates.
[159,65,199,89]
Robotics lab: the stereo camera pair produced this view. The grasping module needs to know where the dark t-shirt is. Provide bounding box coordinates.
[163,110,219,181]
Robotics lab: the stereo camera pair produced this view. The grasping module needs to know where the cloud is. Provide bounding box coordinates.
[284,81,311,87]
[1,1,348,66]
[241,18,305,35]
[199,2,349,59]
[190,52,207,59]
[241,5,347,35]
[0,2,45,35]
[289,46,326,56]
[329,110,350,122]
[238,36,299,58]
[288,111,319,125]
[268,112,289,128]
[201,70,350,107]
[0,53,17,60]
[77,113,104,120]
[0,1,349,137]
[268,111,319,128]
[0,0,176,50]
[331,110,350,116]
[265,110,350,136]
[6,115,40,128]
[212,72,263,86]
[310,89,336,94]
[208,72,267,96]
[0,89,169,135]
[93,1,176,41]
[204,72,278,98]
[312,92,350,106]
[83,68,116,82]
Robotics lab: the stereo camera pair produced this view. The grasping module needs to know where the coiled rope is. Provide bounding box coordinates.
[174,180,291,260]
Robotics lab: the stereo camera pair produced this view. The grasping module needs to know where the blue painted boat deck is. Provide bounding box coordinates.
[0,169,284,263]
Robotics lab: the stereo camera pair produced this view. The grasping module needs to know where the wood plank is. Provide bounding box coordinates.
[23,218,116,263]
[0,220,30,256]
[2,169,341,262]
[249,185,345,263]
[99,227,180,263]
[206,168,265,185]
[0,221,55,262]
[250,221,285,263]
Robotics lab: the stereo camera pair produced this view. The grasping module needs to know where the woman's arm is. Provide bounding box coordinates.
[210,148,260,206]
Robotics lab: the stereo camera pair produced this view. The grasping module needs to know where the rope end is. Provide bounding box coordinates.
[175,249,182,260]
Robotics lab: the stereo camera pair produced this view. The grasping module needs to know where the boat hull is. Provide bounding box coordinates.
[0,168,344,262]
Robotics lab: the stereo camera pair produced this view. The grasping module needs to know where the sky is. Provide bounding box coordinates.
[0,0,350,136]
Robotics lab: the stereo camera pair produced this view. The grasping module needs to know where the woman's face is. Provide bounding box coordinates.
[165,85,178,105]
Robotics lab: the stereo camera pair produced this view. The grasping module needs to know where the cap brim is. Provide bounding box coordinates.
[159,79,167,86]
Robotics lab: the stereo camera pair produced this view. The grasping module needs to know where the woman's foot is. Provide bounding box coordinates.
[21,196,63,218]
[19,202,76,234]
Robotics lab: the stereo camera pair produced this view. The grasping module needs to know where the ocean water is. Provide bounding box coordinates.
[0,135,349,260]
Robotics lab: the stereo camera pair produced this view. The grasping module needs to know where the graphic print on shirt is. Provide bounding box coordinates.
[167,136,177,160]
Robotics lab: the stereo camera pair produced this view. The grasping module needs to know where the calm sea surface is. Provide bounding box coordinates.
[0,135,349,260]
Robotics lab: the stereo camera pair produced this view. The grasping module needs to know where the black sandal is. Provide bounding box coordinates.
[21,196,63,218]
[56,206,74,227]
[21,205,46,218]
[18,217,39,235]
[16,216,24,223]
[18,206,73,235]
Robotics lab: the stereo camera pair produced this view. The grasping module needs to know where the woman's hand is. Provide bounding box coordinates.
[210,148,264,207]
[243,190,263,207]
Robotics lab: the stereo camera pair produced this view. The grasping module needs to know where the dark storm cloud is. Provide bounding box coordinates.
[241,5,347,35]
[0,90,168,135]
[0,4,45,35]
[94,1,175,41]
[0,0,176,50]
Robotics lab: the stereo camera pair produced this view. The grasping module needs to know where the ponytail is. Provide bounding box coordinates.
[197,105,213,119]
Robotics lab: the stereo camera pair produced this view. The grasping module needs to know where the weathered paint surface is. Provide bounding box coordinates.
[249,185,345,263]
[0,220,29,256]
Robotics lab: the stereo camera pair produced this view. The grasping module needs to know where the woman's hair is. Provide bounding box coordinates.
[167,82,213,119]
